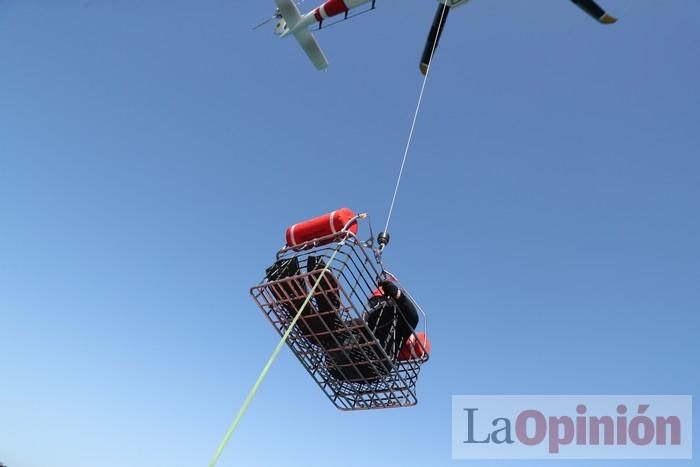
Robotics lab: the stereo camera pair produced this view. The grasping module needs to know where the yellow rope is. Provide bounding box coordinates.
[208,244,345,467]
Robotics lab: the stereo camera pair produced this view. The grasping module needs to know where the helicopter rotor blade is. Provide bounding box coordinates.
[253,13,280,30]
[570,0,617,24]
[419,3,450,75]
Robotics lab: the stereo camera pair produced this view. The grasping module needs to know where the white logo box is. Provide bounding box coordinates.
[452,395,692,459]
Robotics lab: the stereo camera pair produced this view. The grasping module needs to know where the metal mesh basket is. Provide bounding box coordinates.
[250,228,429,411]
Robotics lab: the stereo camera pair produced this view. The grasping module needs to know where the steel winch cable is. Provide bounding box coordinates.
[383,4,448,235]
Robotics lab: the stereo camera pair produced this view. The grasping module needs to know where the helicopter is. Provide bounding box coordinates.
[263,0,618,72]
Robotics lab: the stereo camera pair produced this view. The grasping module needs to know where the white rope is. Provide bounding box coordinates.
[384,4,448,234]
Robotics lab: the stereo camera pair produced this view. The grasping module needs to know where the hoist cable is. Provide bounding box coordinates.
[383,4,448,234]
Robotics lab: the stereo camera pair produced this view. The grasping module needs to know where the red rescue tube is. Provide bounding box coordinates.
[398,332,431,361]
[286,208,358,247]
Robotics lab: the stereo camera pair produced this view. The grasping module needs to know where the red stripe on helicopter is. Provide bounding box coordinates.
[314,0,349,22]
[323,0,349,17]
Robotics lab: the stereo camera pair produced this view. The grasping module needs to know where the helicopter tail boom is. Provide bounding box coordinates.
[274,0,329,70]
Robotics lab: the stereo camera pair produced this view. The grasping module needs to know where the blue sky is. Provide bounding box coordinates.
[1,0,698,466]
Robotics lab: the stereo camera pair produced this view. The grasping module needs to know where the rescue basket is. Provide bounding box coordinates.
[250,210,429,410]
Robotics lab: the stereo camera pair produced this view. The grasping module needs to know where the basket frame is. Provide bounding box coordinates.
[250,228,429,411]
